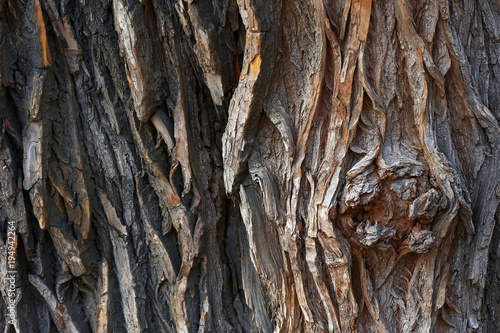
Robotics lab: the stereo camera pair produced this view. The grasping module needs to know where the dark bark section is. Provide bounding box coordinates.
[0,0,499,332]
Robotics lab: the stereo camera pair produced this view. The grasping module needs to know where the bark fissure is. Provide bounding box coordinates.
[0,0,499,332]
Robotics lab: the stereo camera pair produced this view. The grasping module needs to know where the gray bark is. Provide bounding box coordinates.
[0,0,499,332]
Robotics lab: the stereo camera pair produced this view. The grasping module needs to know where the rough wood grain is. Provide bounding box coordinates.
[0,0,499,332]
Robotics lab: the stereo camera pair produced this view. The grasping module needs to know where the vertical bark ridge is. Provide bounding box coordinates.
[0,0,499,332]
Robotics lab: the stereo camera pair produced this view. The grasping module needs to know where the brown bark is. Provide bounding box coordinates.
[0,0,499,332]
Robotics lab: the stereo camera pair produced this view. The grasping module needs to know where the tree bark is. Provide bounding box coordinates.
[1,0,499,332]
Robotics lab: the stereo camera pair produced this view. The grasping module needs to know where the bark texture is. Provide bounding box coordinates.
[1,0,500,332]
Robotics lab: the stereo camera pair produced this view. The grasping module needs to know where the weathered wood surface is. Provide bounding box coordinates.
[0,0,499,332]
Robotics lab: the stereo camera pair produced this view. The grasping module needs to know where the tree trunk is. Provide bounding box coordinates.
[1,0,499,332]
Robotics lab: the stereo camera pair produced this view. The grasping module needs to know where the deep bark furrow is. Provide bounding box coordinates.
[0,0,499,332]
